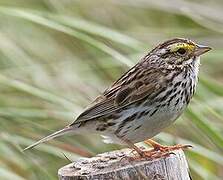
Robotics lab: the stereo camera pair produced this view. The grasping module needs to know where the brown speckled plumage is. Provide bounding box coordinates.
[24,38,211,152]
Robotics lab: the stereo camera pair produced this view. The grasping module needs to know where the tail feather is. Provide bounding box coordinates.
[23,126,74,151]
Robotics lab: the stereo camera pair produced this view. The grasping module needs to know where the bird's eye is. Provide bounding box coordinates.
[176,48,187,55]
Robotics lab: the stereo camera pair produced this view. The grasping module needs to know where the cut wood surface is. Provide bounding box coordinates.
[58,148,191,180]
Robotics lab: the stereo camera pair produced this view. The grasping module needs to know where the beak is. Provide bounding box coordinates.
[194,44,212,56]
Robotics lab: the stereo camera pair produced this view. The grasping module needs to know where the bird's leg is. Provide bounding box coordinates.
[144,139,192,152]
[122,139,156,159]
[123,139,145,157]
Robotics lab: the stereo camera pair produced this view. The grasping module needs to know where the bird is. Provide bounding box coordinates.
[24,38,211,158]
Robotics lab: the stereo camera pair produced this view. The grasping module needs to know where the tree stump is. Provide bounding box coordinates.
[58,148,191,180]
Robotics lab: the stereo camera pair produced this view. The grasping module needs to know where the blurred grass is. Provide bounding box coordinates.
[0,0,222,179]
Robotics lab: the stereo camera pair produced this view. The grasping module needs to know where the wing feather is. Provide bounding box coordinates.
[72,63,167,125]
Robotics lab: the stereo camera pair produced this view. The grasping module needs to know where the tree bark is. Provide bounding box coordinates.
[58,148,191,180]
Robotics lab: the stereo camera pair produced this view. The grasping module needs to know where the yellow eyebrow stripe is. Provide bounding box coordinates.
[170,43,195,52]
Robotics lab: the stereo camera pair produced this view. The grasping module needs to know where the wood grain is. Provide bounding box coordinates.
[58,148,191,180]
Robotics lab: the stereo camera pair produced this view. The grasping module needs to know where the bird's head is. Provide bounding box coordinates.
[152,38,211,66]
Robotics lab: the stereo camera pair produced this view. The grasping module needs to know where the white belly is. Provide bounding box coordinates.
[126,106,185,143]
[101,101,186,144]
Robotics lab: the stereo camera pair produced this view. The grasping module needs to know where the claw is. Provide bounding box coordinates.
[169,152,176,155]
[184,144,193,148]
[144,139,192,154]
[122,139,192,161]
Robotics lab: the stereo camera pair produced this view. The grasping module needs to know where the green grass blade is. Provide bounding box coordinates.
[47,14,143,50]
[200,76,223,96]
[189,159,221,180]
[0,74,77,111]
[158,133,223,166]
[0,167,26,180]
[186,108,223,150]
[0,7,134,67]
